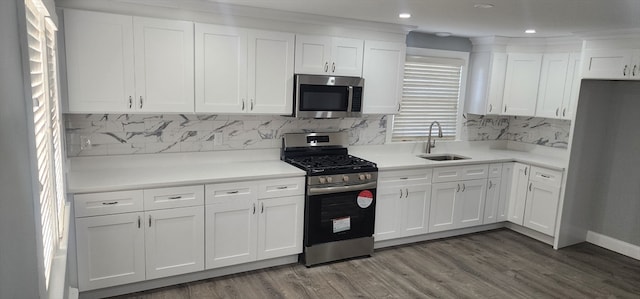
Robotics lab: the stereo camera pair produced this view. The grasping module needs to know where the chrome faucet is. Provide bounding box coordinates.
[426,121,443,154]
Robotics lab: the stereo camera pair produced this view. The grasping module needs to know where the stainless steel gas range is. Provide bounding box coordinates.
[281,132,378,267]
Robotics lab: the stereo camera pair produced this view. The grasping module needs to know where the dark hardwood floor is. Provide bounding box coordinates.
[111,229,640,299]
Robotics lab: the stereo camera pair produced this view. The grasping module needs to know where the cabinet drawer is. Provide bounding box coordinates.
[378,168,432,184]
[258,177,305,199]
[432,164,489,183]
[205,181,257,204]
[144,185,204,210]
[529,166,563,188]
[75,190,143,217]
[488,163,503,178]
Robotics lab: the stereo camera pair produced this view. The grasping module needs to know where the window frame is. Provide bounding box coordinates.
[386,47,469,144]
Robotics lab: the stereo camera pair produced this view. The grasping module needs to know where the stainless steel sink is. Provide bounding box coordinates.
[416,154,471,161]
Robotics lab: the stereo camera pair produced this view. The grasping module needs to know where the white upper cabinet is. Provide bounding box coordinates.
[361,40,406,114]
[581,48,640,80]
[560,53,582,120]
[465,52,507,115]
[295,35,363,76]
[64,10,194,113]
[64,10,135,113]
[196,24,294,114]
[536,53,570,118]
[502,53,542,116]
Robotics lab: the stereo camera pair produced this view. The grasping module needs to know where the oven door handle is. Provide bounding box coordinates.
[308,182,377,196]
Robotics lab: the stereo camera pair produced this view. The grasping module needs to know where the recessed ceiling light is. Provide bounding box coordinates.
[474,3,495,9]
[399,13,411,19]
[525,29,537,34]
[435,32,452,37]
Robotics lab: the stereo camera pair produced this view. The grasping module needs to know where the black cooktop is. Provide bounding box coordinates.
[284,154,377,175]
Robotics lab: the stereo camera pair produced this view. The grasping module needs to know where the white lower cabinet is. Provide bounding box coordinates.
[483,163,503,224]
[205,177,304,269]
[507,163,563,236]
[74,186,205,291]
[429,179,487,232]
[375,169,432,241]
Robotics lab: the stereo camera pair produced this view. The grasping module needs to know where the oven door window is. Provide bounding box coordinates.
[305,189,376,246]
[299,85,349,111]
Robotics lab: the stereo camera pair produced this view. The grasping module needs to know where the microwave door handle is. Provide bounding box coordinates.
[347,86,353,113]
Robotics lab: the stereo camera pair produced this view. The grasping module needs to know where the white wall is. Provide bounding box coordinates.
[0,0,42,297]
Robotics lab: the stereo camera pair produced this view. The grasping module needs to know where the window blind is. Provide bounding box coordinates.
[391,55,464,142]
[25,0,64,288]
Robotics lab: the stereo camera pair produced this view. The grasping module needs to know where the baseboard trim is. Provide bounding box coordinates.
[586,231,640,260]
[374,223,505,249]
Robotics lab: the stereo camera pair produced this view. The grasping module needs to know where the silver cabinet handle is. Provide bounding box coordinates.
[462,183,466,192]
[456,184,460,192]
[541,174,550,178]
[405,188,409,198]
[504,105,507,113]
[489,104,493,112]
[397,103,401,112]
[324,62,329,72]
[102,201,118,205]
[555,108,559,117]
[242,99,245,111]
[332,62,336,72]
[488,180,493,189]
[168,196,182,200]
[524,167,528,176]
[624,65,628,76]
[529,182,533,192]
[138,216,141,228]
[139,96,143,109]
[253,203,256,214]
[129,96,133,109]
[148,215,152,227]
[399,189,403,198]
[562,108,566,117]
[227,190,239,194]
[276,186,288,190]
[261,202,264,214]
[250,99,254,111]
[634,65,638,77]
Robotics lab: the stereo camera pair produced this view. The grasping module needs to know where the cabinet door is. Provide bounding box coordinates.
[507,163,530,225]
[247,30,295,114]
[205,200,257,269]
[524,181,560,236]
[458,179,487,228]
[361,40,406,114]
[503,53,542,116]
[76,212,145,291]
[195,24,247,113]
[483,178,501,224]
[582,49,633,80]
[497,163,513,222]
[133,17,194,113]
[487,53,508,115]
[331,37,363,76]
[429,182,459,232]
[536,53,569,118]
[145,206,204,279]
[64,9,134,113]
[294,35,332,75]
[402,183,431,237]
[373,183,403,241]
[561,53,581,120]
[256,196,303,260]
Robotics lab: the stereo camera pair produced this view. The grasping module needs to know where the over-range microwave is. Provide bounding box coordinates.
[293,74,364,118]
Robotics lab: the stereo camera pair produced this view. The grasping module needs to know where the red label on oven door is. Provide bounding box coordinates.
[357,190,373,208]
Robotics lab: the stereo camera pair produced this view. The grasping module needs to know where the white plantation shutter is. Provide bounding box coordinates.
[25,0,65,288]
[392,55,464,142]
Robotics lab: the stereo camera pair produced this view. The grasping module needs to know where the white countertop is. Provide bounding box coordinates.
[67,141,569,194]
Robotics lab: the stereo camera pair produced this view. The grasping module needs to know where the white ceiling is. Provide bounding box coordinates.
[204,0,640,38]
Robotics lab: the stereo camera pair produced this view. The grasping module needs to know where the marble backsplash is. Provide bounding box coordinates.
[462,114,571,148]
[65,114,387,156]
[65,113,571,157]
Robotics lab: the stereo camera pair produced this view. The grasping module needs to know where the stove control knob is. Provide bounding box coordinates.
[365,173,372,180]
[319,177,327,184]
[326,176,333,183]
[358,174,366,181]
[343,175,350,182]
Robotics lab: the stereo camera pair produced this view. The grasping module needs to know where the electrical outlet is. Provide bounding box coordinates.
[213,133,223,146]
[80,135,92,150]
